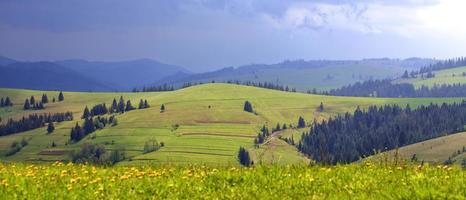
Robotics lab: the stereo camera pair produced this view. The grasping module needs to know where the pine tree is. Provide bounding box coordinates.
[23,99,30,110]
[138,99,144,109]
[297,116,306,128]
[125,100,134,111]
[319,102,324,112]
[160,104,165,113]
[0,98,4,107]
[402,70,409,78]
[118,96,125,113]
[5,97,12,106]
[52,97,56,103]
[82,106,90,119]
[243,101,253,113]
[110,98,118,113]
[238,147,251,167]
[58,92,64,101]
[144,100,149,108]
[47,122,55,134]
[30,96,35,105]
[42,94,49,104]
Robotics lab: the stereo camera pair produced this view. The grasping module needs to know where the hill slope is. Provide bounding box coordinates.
[395,66,466,88]
[0,84,464,165]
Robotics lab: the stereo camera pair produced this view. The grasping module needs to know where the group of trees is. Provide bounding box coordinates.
[82,99,149,119]
[418,57,466,74]
[0,97,13,107]
[23,96,45,110]
[5,138,29,156]
[238,147,252,166]
[326,79,466,98]
[254,125,270,145]
[133,84,175,92]
[70,143,125,165]
[243,101,254,113]
[108,96,142,114]
[298,102,466,164]
[70,116,117,142]
[143,138,163,153]
[0,112,73,136]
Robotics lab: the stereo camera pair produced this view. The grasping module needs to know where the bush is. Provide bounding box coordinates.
[143,139,161,154]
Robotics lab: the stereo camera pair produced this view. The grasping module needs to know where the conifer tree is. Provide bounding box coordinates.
[238,147,251,167]
[110,98,118,113]
[138,99,144,109]
[243,101,254,113]
[118,96,125,113]
[144,100,149,108]
[30,96,35,105]
[160,104,165,113]
[297,116,306,128]
[319,102,324,112]
[41,94,49,104]
[125,100,134,111]
[82,106,90,119]
[47,122,55,134]
[23,99,30,110]
[52,97,56,103]
[58,92,64,101]
[5,97,12,106]
[0,98,4,107]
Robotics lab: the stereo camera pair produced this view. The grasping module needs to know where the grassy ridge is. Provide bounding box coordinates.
[0,162,464,199]
[396,66,466,88]
[0,84,465,165]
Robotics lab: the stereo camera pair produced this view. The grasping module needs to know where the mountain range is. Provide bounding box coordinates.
[0,56,438,92]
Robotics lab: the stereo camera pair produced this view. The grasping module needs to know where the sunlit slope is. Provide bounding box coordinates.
[396,66,466,88]
[0,83,465,165]
[377,131,466,164]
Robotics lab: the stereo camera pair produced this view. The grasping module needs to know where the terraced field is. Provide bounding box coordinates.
[1,83,465,165]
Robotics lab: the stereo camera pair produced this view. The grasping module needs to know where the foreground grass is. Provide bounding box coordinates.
[0,162,465,199]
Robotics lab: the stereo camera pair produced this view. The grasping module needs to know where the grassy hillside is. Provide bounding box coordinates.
[1,162,464,199]
[396,66,466,88]
[0,83,465,165]
[377,131,466,164]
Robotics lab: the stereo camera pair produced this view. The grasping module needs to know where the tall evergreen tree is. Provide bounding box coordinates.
[0,98,4,107]
[58,92,64,101]
[30,96,35,106]
[138,99,144,109]
[118,96,125,113]
[82,106,90,119]
[297,116,306,128]
[318,102,324,112]
[238,147,251,167]
[243,101,254,113]
[41,94,49,104]
[144,100,149,108]
[5,97,12,106]
[23,99,30,110]
[125,100,134,111]
[110,98,118,113]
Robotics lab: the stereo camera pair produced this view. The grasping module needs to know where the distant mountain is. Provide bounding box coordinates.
[0,62,113,91]
[57,59,190,90]
[0,56,17,66]
[154,58,438,91]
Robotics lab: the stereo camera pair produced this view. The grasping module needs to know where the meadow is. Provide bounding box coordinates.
[0,161,464,199]
[1,83,466,165]
[396,66,466,88]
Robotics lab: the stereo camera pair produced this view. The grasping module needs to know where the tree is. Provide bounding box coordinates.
[138,99,144,109]
[47,122,55,134]
[402,70,409,78]
[125,100,134,111]
[297,116,306,128]
[58,92,64,101]
[52,97,56,103]
[160,104,165,113]
[82,106,90,119]
[30,96,35,106]
[118,96,125,113]
[318,102,324,112]
[110,98,118,113]
[238,147,251,167]
[243,101,254,113]
[41,94,49,104]
[23,99,30,110]
[5,97,12,106]
[0,98,4,107]
[144,100,149,108]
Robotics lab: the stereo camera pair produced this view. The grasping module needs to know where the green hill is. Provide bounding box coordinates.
[0,83,464,165]
[396,66,466,88]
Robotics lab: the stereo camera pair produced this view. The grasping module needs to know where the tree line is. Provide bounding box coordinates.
[298,102,466,164]
[0,97,13,107]
[325,79,466,98]
[70,115,117,142]
[0,112,73,136]
[418,57,466,74]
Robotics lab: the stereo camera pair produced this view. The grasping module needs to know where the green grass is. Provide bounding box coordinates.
[0,162,465,199]
[377,131,466,164]
[1,83,465,165]
[395,66,466,88]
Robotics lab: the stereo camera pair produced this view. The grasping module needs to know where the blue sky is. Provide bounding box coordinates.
[0,0,465,71]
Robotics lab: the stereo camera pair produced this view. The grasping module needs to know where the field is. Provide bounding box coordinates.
[0,161,464,199]
[379,131,466,164]
[1,83,465,165]
[396,66,466,88]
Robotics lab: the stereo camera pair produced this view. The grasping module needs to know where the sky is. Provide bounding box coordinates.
[1,0,466,72]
